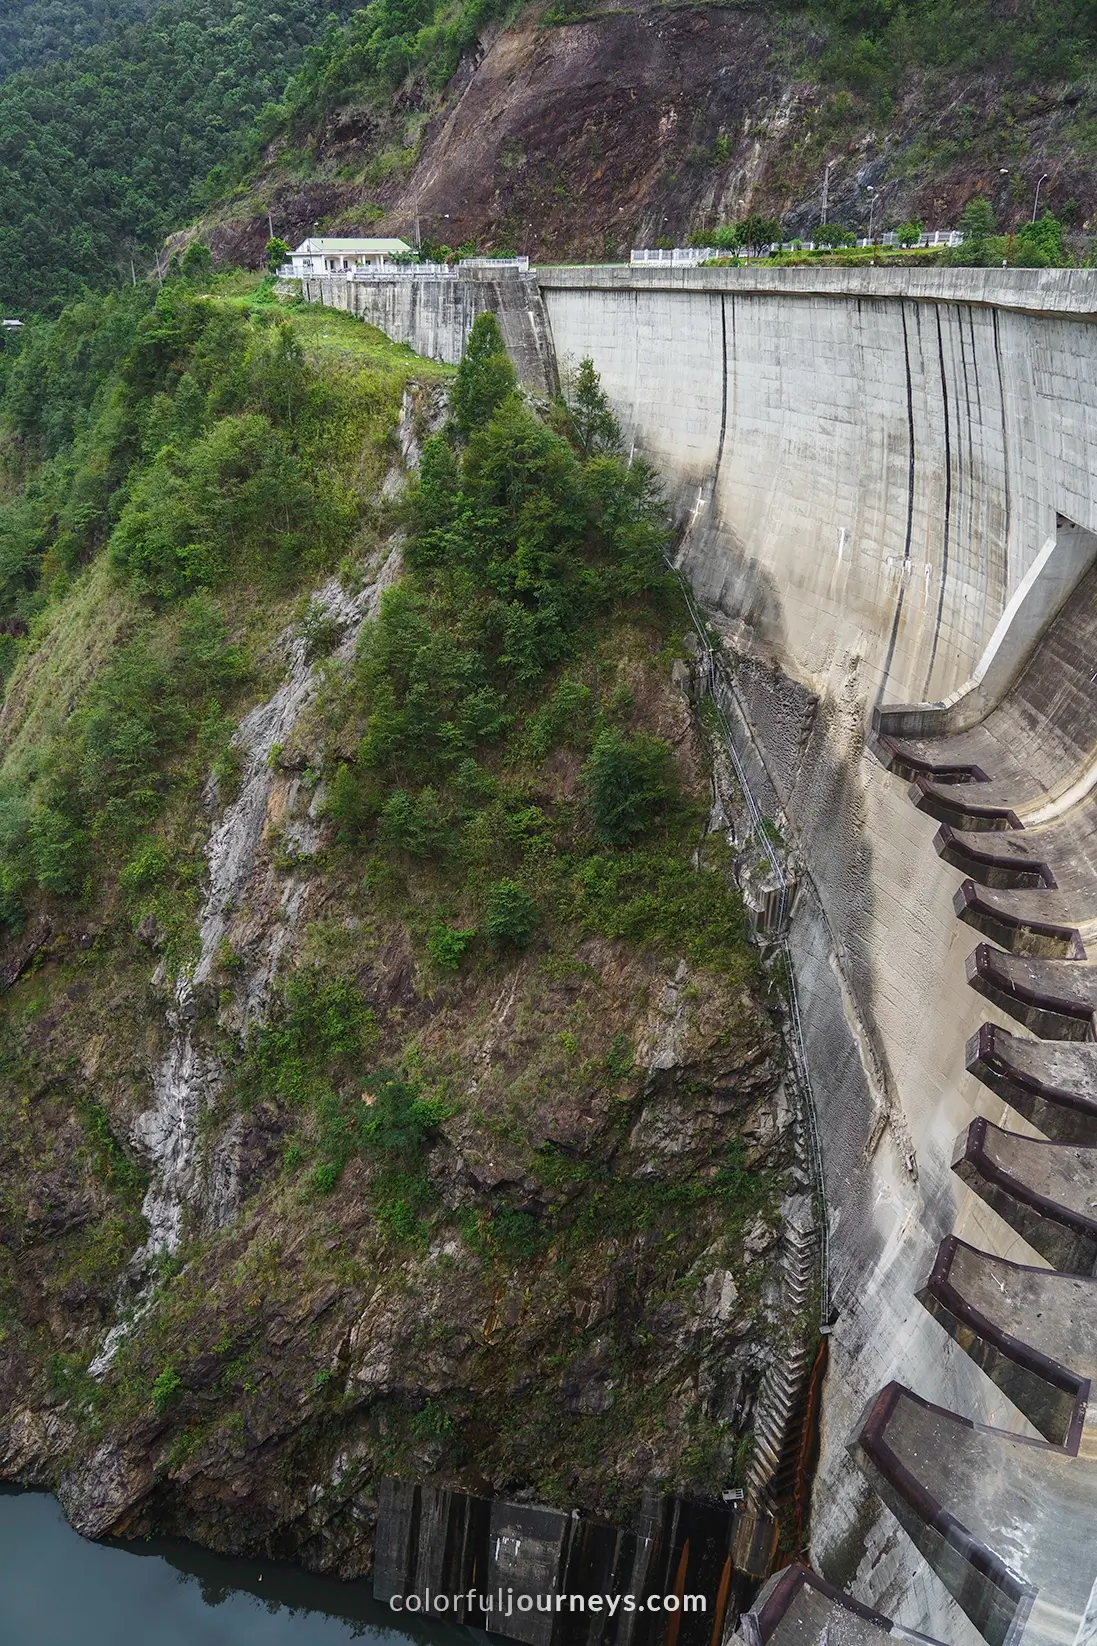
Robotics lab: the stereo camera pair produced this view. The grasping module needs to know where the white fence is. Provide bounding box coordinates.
[631,230,964,265]
[279,256,531,282]
[350,264,458,282]
[458,256,531,272]
[630,247,721,266]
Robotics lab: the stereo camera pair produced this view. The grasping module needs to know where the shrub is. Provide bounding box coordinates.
[1013,211,1064,267]
[427,922,476,969]
[151,1367,184,1413]
[119,838,173,896]
[266,236,292,271]
[583,729,676,845]
[360,1077,449,1158]
[813,223,856,248]
[572,851,752,971]
[310,1162,340,1194]
[379,786,450,856]
[109,413,350,599]
[180,243,213,285]
[297,595,345,659]
[28,808,87,895]
[522,678,593,759]
[896,220,923,247]
[483,878,539,948]
[606,1032,634,1078]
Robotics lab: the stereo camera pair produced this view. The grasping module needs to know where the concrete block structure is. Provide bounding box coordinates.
[301,262,1097,1644]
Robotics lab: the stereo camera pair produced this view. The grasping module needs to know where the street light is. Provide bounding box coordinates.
[821,160,836,226]
[413,202,449,253]
[1032,173,1049,223]
[866,186,877,245]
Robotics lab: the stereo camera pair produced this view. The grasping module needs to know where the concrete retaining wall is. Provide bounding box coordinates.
[300,268,557,399]
[299,263,1097,1643]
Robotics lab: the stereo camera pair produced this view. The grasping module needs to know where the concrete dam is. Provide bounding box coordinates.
[301,262,1097,1646]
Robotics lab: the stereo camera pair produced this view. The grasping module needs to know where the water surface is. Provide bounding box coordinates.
[0,1487,468,1646]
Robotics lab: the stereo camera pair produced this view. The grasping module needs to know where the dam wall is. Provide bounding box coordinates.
[538,265,1097,1646]
[300,263,1097,1643]
[298,267,558,399]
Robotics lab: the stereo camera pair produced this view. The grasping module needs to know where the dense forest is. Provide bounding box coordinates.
[0,0,358,316]
[0,0,159,79]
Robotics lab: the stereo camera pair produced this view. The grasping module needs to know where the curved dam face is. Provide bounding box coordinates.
[538,266,1097,1642]
[299,263,1097,1642]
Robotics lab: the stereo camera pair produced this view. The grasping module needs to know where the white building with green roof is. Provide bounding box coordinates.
[286,237,412,276]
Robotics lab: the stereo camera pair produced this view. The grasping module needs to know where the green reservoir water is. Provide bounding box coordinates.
[0,1488,469,1646]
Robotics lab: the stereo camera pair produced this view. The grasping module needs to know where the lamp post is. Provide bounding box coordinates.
[995,168,1020,266]
[1032,173,1049,223]
[413,204,450,256]
[821,160,835,227]
[866,186,877,251]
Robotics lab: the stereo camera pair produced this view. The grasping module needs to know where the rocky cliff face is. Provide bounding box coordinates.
[0,383,799,1572]
[200,1,1096,271]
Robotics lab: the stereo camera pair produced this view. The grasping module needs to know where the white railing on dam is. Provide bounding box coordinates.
[457,256,531,272]
[281,258,531,282]
[351,263,459,283]
[631,231,964,264]
[631,246,723,266]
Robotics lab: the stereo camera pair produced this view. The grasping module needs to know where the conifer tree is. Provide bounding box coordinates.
[450,312,516,435]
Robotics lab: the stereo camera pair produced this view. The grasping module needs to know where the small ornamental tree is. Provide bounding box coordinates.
[450,312,516,434]
[739,214,781,249]
[961,196,998,238]
[951,196,999,267]
[266,236,291,271]
[813,223,855,248]
[896,220,923,247]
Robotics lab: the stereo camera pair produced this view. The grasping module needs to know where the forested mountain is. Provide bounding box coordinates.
[4,0,1097,315]
[0,0,160,79]
[200,0,1097,269]
[0,0,357,316]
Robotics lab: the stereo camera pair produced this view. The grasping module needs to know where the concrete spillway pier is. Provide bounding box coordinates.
[299,262,1097,1643]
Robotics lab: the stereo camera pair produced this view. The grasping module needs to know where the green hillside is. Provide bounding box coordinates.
[0,0,358,316]
[0,0,163,79]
